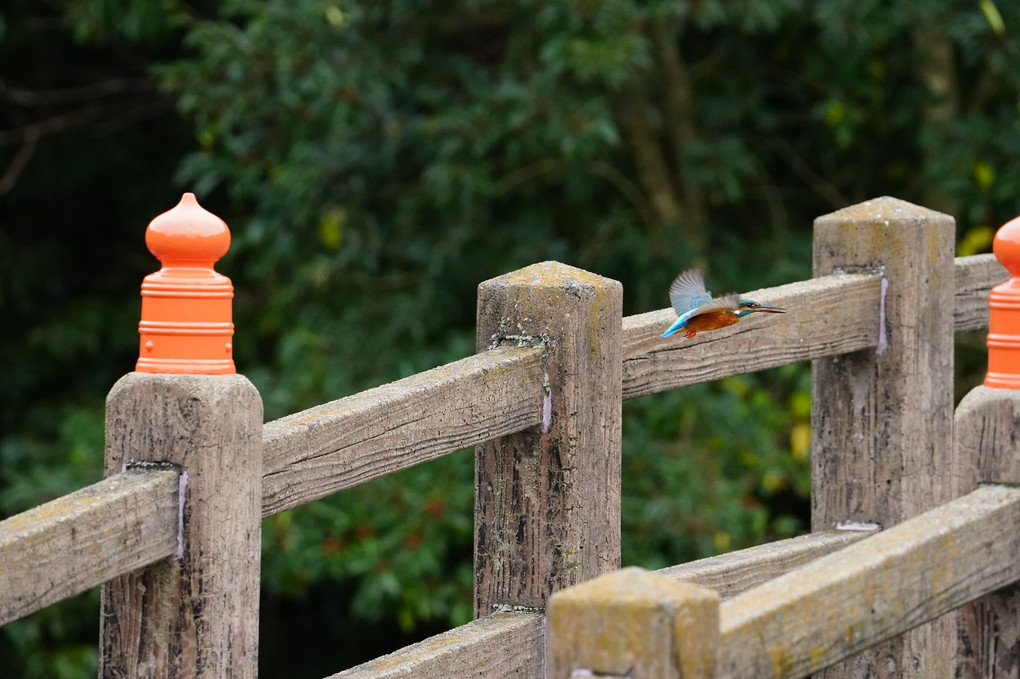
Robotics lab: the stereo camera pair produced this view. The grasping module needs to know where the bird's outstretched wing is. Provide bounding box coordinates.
[668,270,712,317]
[692,294,740,314]
[662,271,740,338]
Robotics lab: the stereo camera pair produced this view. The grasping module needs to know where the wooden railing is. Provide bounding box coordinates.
[548,484,1020,678]
[0,196,1015,678]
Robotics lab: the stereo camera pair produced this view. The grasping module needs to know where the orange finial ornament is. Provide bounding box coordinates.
[985,214,1020,388]
[136,193,236,374]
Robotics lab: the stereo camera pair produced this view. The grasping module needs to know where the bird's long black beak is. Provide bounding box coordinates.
[752,304,786,314]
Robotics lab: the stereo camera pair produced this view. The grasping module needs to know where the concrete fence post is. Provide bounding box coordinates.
[473,261,623,616]
[547,567,719,679]
[811,197,956,677]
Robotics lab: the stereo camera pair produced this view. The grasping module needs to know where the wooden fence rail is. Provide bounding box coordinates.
[721,485,1020,678]
[264,255,999,513]
[332,527,878,679]
[0,195,1015,678]
[262,345,545,516]
[548,484,1020,679]
[0,468,180,626]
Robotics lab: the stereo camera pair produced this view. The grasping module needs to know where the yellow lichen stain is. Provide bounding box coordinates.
[588,284,607,357]
[809,644,826,669]
[843,620,862,645]
[770,645,793,677]
[926,227,945,266]
[554,546,579,570]
[498,261,606,289]
[928,531,956,603]
[931,564,954,589]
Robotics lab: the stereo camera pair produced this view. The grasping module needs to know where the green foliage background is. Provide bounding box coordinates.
[1,0,1018,676]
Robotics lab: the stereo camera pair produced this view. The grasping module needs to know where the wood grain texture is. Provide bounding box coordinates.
[547,567,719,679]
[331,531,875,679]
[474,262,623,615]
[101,373,263,679]
[330,612,544,679]
[621,274,881,400]
[0,469,179,626]
[957,585,1020,679]
[954,385,1020,493]
[261,346,544,517]
[811,198,957,679]
[955,253,1007,332]
[719,485,1020,679]
[657,529,876,600]
[954,386,1020,678]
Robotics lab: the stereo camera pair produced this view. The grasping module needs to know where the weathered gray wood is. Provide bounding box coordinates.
[957,590,1020,679]
[658,528,876,600]
[955,253,1007,332]
[622,273,881,400]
[547,567,719,679]
[0,469,179,626]
[101,373,263,679]
[262,346,543,517]
[954,386,1020,678]
[955,386,1020,492]
[811,197,956,678]
[330,612,544,679]
[719,485,1020,679]
[474,261,623,615]
[328,530,878,679]
[332,530,879,679]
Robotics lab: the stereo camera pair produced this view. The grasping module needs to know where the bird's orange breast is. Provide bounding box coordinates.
[685,310,739,333]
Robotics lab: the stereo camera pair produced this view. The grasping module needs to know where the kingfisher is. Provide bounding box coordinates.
[661,269,786,338]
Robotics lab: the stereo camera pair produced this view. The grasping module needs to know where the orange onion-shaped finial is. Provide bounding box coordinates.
[985,214,1020,388]
[136,193,236,374]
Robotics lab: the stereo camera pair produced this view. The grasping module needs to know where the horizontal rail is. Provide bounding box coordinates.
[658,527,876,599]
[622,273,881,399]
[331,612,544,679]
[332,528,879,678]
[261,255,1005,510]
[720,484,1020,678]
[548,485,1020,677]
[0,469,180,626]
[262,346,545,517]
[955,253,1005,332]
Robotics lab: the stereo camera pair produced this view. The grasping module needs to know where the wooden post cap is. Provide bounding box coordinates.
[986,214,1020,388]
[136,193,235,374]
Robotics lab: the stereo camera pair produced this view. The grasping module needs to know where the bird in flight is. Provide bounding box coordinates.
[661,270,786,338]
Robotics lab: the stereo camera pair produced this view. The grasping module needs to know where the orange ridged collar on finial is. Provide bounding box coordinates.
[985,214,1020,388]
[136,193,236,374]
